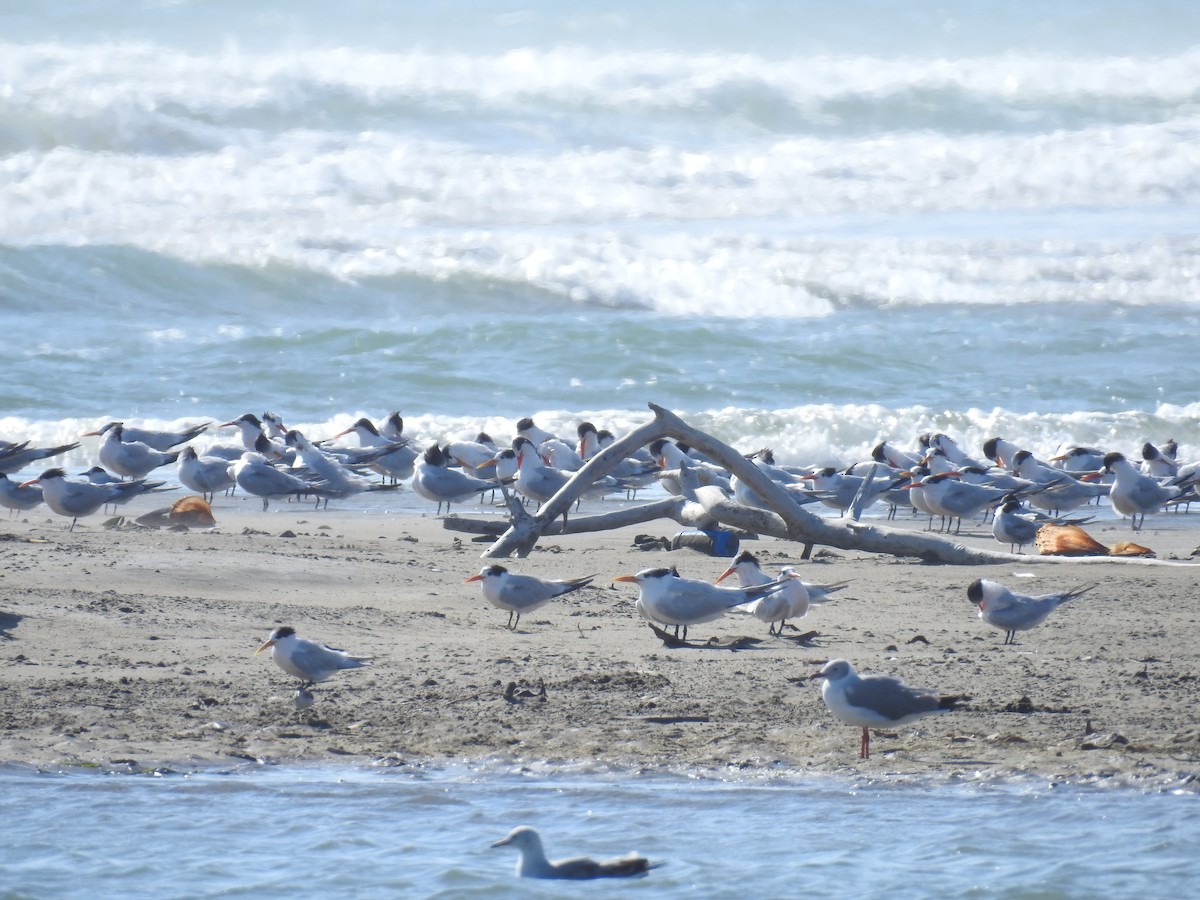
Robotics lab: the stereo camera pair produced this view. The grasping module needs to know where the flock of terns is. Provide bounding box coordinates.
[3,412,1188,879]
[2,411,1198,542]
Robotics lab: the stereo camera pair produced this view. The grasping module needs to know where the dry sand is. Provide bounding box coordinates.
[3,494,1200,788]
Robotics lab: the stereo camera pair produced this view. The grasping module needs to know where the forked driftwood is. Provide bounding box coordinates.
[443,403,1198,567]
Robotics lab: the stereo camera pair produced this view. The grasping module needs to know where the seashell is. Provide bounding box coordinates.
[1035,524,1109,556]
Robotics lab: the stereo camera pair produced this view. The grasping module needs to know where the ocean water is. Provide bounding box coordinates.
[2,0,1199,477]
[4,3,1200,892]
[1,764,1198,899]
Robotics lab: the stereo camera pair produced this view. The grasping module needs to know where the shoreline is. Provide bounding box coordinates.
[2,493,1200,789]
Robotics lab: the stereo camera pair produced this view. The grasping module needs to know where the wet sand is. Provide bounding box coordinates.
[2,494,1199,787]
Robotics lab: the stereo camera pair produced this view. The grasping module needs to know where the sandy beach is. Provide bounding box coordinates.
[2,494,1199,787]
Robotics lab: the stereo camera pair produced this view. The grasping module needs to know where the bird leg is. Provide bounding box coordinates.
[860,726,871,759]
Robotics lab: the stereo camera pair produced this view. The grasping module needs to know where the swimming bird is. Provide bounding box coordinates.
[967,578,1096,644]
[19,467,155,530]
[612,566,786,640]
[810,658,966,759]
[464,564,595,629]
[254,625,372,687]
[491,826,660,880]
[411,444,497,514]
[1083,451,1185,529]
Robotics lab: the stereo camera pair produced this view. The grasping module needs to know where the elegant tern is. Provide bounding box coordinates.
[491,826,661,880]
[89,422,180,479]
[254,625,372,687]
[1083,451,1185,529]
[90,420,208,452]
[464,564,595,629]
[411,444,496,514]
[967,578,1096,644]
[810,658,966,759]
[231,452,326,510]
[331,417,419,482]
[0,472,43,516]
[20,467,155,530]
[613,566,787,640]
[0,439,81,475]
[177,446,237,501]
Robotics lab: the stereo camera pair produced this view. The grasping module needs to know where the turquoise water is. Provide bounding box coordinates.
[1,765,1197,898]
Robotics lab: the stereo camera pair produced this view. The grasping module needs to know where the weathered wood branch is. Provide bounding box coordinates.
[462,402,1198,566]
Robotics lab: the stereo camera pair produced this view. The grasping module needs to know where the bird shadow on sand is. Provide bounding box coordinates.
[646,623,820,650]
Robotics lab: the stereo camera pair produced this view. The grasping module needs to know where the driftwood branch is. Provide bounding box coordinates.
[446,403,1198,566]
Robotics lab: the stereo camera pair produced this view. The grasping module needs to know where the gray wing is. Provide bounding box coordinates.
[846,675,940,722]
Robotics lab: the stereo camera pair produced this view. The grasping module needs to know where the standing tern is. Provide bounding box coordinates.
[19,468,155,530]
[967,578,1096,644]
[491,826,661,880]
[254,625,373,687]
[177,446,236,501]
[0,472,43,516]
[612,567,786,640]
[464,564,595,629]
[810,658,966,759]
[231,452,326,510]
[330,417,418,482]
[90,420,208,451]
[411,444,496,514]
[89,422,180,479]
[1083,451,1185,529]
[715,551,847,634]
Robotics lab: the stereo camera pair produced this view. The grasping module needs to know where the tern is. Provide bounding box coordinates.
[89,422,180,479]
[464,564,595,629]
[715,551,847,634]
[90,420,208,452]
[19,467,155,530]
[285,429,401,505]
[330,418,419,482]
[1083,451,1185,529]
[967,578,1096,644]
[491,826,661,880]
[411,444,497,514]
[612,567,787,640]
[0,472,43,516]
[254,625,372,687]
[515,416,557,448]
[231,452,326,510]
[810,658,966,759]
[177,446,237,501]
[0,438,81,475]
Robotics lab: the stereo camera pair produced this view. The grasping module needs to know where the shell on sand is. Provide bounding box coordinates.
[1036,524,1154,558]
[169,496,216,526]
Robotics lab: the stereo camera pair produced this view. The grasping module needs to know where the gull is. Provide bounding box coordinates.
[612,566,787,640]
[254,625,372,687]
[177,446,237,501]
[491,826,661,880]
[1083,451,1185,529]
[0,472,43,516]
[967,578,1097,644]
[411,444,496,514]
[0,438,80,475]
[90,420,208,452]
[89,422,180,479]
[810,658,966,759]
[464,564,595,629]
[19,467,155,530]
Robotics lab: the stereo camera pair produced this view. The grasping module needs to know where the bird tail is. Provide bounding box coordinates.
[938,694,970,711]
